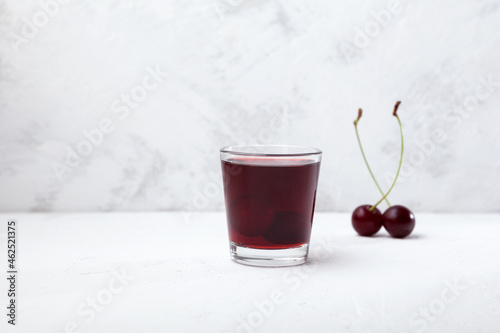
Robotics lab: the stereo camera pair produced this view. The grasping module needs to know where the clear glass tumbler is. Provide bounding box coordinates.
[220,145,322,267]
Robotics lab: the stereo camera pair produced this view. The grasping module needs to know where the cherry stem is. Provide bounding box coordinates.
[354,109,391,207]
[369,101,403,212]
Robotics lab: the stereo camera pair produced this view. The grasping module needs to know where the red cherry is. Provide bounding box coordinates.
[263,211,311,245]
[383,205,415,238]
[228,195,274,237]
[351,205,383,236]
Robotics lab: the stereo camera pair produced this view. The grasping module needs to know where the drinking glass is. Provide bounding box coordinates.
[220,145,322,267]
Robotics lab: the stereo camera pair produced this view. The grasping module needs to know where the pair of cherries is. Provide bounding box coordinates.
[352,204,415,238]
[351,102,415,239]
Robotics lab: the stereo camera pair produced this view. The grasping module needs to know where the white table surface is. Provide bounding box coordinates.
[1,212,499,333]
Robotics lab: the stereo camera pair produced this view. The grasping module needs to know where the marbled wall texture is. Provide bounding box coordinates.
[1,0,499,212]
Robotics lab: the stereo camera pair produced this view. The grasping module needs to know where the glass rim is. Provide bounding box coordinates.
[220,144,322,157]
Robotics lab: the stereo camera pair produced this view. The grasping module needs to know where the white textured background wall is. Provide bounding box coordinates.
[1,0,499,213]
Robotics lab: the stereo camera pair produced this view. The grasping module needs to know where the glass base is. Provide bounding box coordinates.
[230,242,309,267]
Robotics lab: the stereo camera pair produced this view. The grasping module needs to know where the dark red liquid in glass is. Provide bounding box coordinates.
[222,158,320,249]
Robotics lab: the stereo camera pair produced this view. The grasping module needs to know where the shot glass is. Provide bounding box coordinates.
[220,145,322,267]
